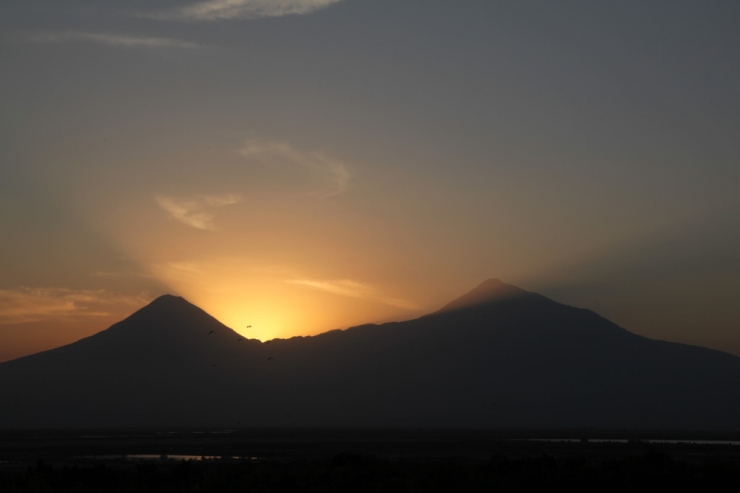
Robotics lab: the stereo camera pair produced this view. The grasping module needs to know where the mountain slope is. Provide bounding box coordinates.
[1,282,739,430]
[0,295,267,428]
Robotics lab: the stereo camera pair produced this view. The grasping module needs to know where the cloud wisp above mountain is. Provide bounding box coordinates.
[0,288,150,325]
[156,193,242,230]
[151,0,344,21]
[240,140,350,198]
[23,31,201,49]
[288,278,417,310]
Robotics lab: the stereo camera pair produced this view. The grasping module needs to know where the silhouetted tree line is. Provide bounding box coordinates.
[1,450,739,492]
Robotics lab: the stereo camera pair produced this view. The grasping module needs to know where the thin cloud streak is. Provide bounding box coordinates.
[202,193,243,207]
[153,0,343,21]
[288,279,417,310]
[90,270,155,279]
[156,193,241,230]
[240,140,350,197]
[0,288,150,325]
[24,31,200,49]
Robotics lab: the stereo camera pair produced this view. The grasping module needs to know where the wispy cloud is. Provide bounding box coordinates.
[157,261,206,279]
[152,0,343,21]
[90,270,154,279]
[202,193,243,206]
[288,279,417,310]
[0,288,150,325]
[157,193,241,230]
[240,140,350,198]
[24,31,200,49]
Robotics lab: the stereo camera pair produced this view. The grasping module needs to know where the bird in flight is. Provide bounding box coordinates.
[246,325,252,328]
[208,330,215,335]
[237,338,243,342]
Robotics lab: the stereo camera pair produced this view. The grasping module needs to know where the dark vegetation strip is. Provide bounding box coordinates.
[2,450,740,492]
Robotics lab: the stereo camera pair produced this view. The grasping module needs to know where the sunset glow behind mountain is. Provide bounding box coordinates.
[1,1,739,362]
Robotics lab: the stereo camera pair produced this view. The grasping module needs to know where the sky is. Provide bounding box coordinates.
[1,0,739,362]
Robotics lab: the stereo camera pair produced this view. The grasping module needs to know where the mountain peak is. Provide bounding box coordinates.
[149,293,187,303]
[147,294,188,306]
[435,279,528,314]
[129,294,198,319]
[96,293,238,343]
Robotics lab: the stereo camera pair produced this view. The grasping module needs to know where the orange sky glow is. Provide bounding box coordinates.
[1,1,739,362]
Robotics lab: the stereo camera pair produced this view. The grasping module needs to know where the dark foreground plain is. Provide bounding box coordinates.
[2,429,740,492]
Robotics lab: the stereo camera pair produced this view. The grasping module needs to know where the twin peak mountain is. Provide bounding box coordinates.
[1,279,739,431]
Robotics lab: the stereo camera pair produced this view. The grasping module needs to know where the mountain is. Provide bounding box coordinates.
[434,278,527,313]
[1,281,739,430]
[0,295,266,428]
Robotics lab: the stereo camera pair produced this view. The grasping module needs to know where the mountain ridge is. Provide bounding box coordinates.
[1,280,739,430]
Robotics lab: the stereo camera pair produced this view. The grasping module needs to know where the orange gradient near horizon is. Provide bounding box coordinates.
[146,258,423,342]
[184,287,326,342]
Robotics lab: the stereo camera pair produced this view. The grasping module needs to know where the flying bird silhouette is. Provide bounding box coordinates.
[237,338,243,342]
[208,330,215,335]
[247,325,252,328]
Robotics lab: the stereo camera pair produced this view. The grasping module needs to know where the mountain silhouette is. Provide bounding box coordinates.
[1,281,739,430]
[434,278,527,313]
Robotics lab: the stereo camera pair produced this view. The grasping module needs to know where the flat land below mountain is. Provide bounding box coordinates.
[2,429,740,491]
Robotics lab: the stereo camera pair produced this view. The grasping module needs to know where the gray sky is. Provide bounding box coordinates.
[1,0,739,361]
